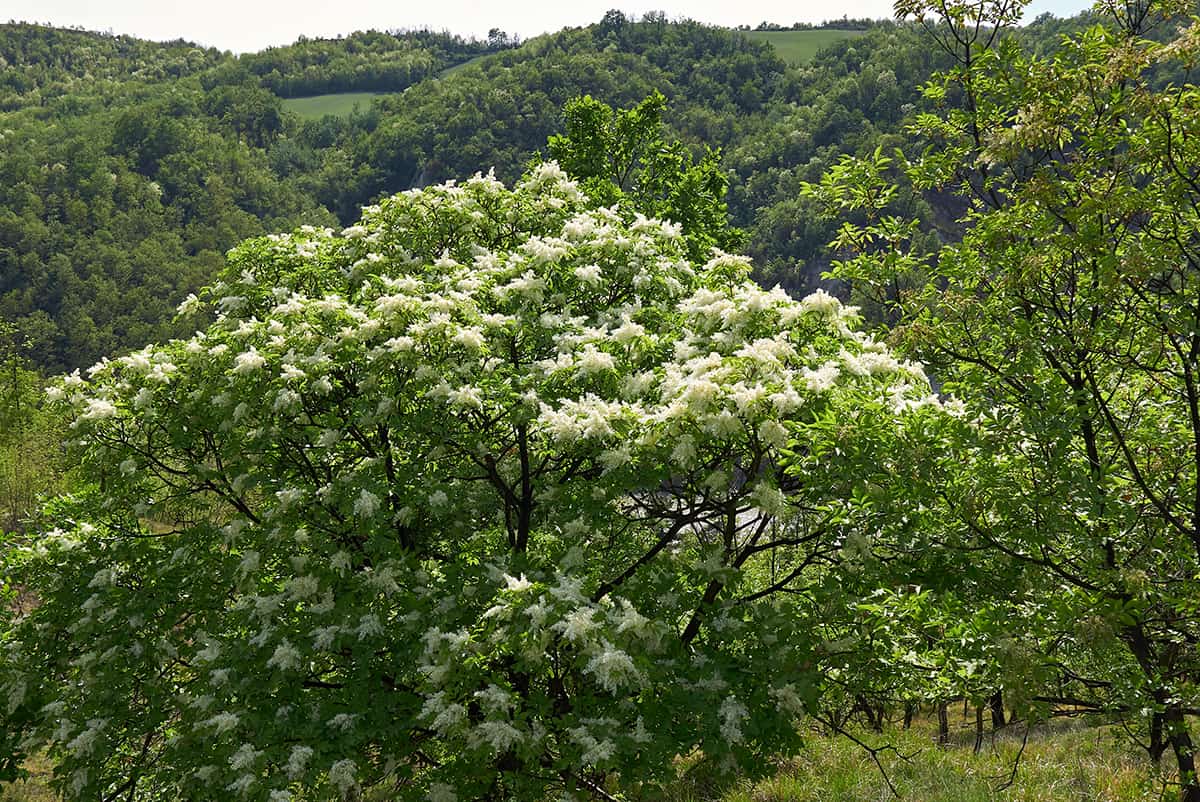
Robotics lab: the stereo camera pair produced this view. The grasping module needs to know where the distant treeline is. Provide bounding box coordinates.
[744,19,878,32]
[227,29,514,97]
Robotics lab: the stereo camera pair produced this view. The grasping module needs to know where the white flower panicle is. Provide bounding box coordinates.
[584,643,640,693]
[232,347,266,375]
[328,759,358,795]
[79,398,117,421]
[285,746,313,779]
[472,721,525,753]
[719,696,749,744]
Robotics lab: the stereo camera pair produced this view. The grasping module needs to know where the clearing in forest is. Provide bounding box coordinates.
[742,29,866,65]
[281,91,383,119]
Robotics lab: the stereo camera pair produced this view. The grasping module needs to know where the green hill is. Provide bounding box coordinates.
[1,11,1103,372]
[0,16,949,371]
[742,29,867,65]
[438,52,492,78]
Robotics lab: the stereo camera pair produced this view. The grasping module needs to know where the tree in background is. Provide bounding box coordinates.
[810,0,1200,797]
[0,321,65,534]
[546,91,745,261]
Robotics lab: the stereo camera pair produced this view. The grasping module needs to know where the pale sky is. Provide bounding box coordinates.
[5,0,1092,54]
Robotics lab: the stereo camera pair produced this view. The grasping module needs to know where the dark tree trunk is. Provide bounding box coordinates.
[1165,705,1200,802]
[937,701,950,745]
[903,702,916,730]
[989,690,1006,730]
[1150,711,1167,764]
[852,695,884,732]
[973,704,985,754]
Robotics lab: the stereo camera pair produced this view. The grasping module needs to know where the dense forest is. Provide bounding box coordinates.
[0,10,1099,375]
[11,3,1200,801]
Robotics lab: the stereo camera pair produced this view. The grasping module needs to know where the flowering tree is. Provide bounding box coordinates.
[1,164,941,800]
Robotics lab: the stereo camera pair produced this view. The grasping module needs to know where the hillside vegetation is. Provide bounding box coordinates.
[0,11,1098,374]
[741,29,867,65]
[280,91,383,119]
[0,11,1005,373]
[9,3,1200,802]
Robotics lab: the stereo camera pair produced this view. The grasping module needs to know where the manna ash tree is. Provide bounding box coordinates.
[1,165,943,800]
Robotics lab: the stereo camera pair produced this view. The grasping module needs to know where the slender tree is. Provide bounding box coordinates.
[810,1,1200,797]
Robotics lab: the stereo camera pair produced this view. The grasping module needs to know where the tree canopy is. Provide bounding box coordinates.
[0,165,943,800]
[808,0,1200,797]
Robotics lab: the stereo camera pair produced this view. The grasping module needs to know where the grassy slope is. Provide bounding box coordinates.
[438,52,492,78]
[742,29,866,65]
[280,52,494,118]
[658,717,1166,802]
[281,91,383,119]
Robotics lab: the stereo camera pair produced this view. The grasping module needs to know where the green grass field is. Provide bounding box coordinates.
[281,91,383,120]
[742,29,867,66]
[660,716,1166,802]
[1,716,1171,801]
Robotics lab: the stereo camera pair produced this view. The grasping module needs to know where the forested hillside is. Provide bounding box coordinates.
[0,11,1091,374]
[13,3,1200,801]
[0,25,504,372]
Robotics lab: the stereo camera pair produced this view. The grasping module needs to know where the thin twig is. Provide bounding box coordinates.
[994,721,1030,792]
[816,714,918,798]
[564,770,623,802]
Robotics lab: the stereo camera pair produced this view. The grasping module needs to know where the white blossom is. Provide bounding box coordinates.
[472,721,524,753]
[177,293,203,315]
[286,745,313,779]
[719,695,749,744]
[226,775,255,796]
[474,684,513,714]
[584,643,640,692]
[232,348,266,375]
[354,490,381,518]
[758,419,789,449]
[554,607,597,643]
[230,742,262,771]
[327,713,359,732]
[799,288,841,317]
[802,362,841,392]
[574,263,603,284]
[267,640,302,672]
[576,345,615,375]
[769,683,807,717]
[670,435,697,467]
[570,726,617,766]
[287,575,320,600]
[204,711,239,734]
[357,614,383,639]
[67,718,106,756]
[328,759,358,795]
[79,398,117,421]
[504,574,533,592]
